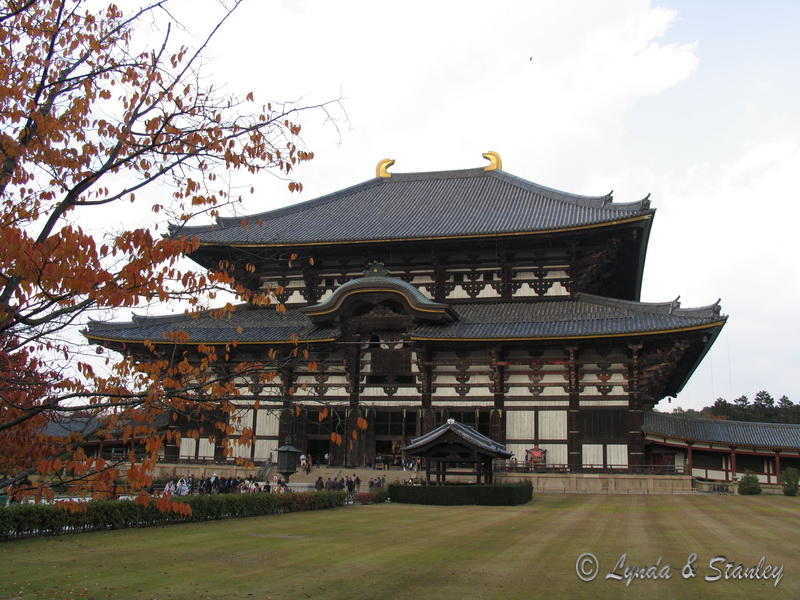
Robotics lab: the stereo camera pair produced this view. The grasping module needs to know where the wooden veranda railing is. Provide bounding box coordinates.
[494,461,687,475]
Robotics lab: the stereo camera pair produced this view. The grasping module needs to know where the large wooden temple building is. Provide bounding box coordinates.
[86,152,730,474]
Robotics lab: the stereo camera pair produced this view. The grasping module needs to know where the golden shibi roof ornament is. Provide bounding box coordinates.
[376,152,501,177]
[376,158,395,178]
[482,151,502,171]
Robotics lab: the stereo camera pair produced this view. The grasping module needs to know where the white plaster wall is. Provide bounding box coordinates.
[256,410,279,436]
[579,399,628,407]
[361,400,423,407]
[545,281,568,296]
[233,440,252,459]
[179,438,196,459]
[582,444,603,466]
[692,468,727,480]
[540,443,568,465]
[285,290,304,304]
[476,285,500,298]
[538,411,567,440]
[674,450,686,470]
[324,388,349,397]
[540,386,570,397]
[445,285,470,299]
[506,410,535,440]
[431,400,492,407]
[254,439,277,462]
[198,438,215,459]
[506,443,529,462]
[607,444,628,467]
[503,400,570,407]
[513,283,536,297]
[231,408,254,434]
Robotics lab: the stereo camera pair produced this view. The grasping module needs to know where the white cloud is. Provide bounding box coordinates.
[645,135,800,408]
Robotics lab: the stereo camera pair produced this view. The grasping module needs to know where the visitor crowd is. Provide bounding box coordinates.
[160,474,271,496]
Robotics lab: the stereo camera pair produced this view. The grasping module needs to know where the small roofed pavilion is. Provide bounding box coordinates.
[403,419,512,485]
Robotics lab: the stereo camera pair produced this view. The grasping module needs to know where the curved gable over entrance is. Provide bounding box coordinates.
[301,263,458,326]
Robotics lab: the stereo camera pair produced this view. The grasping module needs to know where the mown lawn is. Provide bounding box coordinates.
[0,494,797,600]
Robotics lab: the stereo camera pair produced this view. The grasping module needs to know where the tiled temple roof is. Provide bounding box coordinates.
[170,168,653,246]
[86,304,339,344]
[412,294,723,340]
[643,412,800,450]
[85,294,723,345]
[404,418,513,458]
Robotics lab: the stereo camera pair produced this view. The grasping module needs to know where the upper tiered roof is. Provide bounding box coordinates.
[171,166,653,247]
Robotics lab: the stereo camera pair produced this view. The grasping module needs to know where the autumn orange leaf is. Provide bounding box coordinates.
[0,0,322,511]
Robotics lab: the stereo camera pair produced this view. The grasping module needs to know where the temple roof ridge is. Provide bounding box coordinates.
[167,166,654,246]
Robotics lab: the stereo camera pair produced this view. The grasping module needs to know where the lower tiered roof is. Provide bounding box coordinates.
[85,293,724,345]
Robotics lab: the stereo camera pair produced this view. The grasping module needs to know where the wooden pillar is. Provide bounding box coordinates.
[277,364,296,446]
[687,443,693,477]
[425,459,431,485]
[301,268,320,304]
[490,345,506,443]
[345,344,362,466]
[730,447,737,481]
[775,451,781,485]
[500,256,514,301]
[364,407,377,467]
[566,346,581,470]
[626,344,645,467]
[418,345,435,435]
[432,261,447,303]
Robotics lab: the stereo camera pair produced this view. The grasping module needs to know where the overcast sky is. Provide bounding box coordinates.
[97,0,799,411]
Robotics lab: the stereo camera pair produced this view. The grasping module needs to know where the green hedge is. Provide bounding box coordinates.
[0,491,345,541]
[388,482,532,506]
[355,488,389,504]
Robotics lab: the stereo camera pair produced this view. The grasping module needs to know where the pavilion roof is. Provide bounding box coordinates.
[403,419,513,458]
[644,412,800,450]
[169,167,653,247]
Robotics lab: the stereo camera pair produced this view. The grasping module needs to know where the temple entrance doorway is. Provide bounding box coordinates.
[307,437,330,467]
